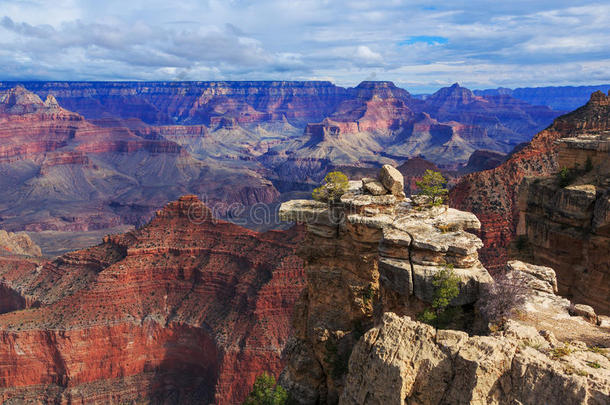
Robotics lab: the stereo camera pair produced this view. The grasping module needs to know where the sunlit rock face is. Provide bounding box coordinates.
[451,90,610,273]
[278,167,492,404]
[0,195,305,404]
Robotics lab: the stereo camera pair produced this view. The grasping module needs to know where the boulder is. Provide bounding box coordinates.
[362,178,387,196]
[378,165,406,197]
[569,303,600,325]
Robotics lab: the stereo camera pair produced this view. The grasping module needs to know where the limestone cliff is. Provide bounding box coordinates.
[340,260,609,404]
[278,166,492,403]
[280,165,609,404]
[517,130,609,314]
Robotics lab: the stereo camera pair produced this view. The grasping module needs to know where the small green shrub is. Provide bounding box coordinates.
[557,167,575,188]
[550,344,572,359]
[418,264,461,332]
[416,170,448,206]
[243,373,288,405]
[312,171,349,202]
[587,361,601,369]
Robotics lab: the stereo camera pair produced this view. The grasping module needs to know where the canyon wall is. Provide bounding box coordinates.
[278,167,609,404]
[518,131,609,314]
[451,90,610,272]
[278,167,492,403]
[0,195,305,404]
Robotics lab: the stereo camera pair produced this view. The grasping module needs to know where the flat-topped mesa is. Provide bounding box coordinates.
[278,165,491,404]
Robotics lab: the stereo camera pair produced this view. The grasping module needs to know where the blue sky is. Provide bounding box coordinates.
[0,0,609,92]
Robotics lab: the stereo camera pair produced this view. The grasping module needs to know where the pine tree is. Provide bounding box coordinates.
[416,170,448,206]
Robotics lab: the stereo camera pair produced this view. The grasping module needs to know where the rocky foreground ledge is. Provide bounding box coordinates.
[278,166,609,405]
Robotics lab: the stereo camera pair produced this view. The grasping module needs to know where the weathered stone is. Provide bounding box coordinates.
[507,260,558,294]
[412,263,493,305]
[340,313,610,405]
[362,178,388,196]
[569,303,600,325]
[378,164,405,197]
[379,258,413,296]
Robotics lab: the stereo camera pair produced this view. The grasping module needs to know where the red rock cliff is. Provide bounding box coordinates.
[450,91,610,271]
[0,195,305,404]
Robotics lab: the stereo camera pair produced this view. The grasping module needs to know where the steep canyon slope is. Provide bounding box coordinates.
[451,90,610,272]
[0,195,304,404]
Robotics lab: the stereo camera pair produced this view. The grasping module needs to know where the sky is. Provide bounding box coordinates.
[0,0,609,92]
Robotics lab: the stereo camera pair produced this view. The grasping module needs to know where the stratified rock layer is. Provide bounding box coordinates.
[278,168,491,404]
[451,91,610,272]
[0,195,305,404]
[518,130,610,314]
[340,313,609,405]
[340,261,610,404]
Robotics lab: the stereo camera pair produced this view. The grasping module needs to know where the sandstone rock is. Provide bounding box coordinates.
[0,196,305,404]
[279,188,492,402]
[450,90,610,278]
[570,304,600,325]
[340,313,610,405]
[362,178,387,196]
[412,263,492,305]
[378,165,405,197]
[507,260,558,294]
[379,258,413,296]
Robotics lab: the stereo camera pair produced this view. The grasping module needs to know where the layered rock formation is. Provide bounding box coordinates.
[341,311,609,404]
[0,86,279,254]
[0,195,305,404]
[278,167,492,403]
[451,90,610,271]
[340,259,609,404]
[517,130,610,314]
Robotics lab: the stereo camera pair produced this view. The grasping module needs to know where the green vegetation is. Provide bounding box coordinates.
[416,170,448,206]
[587,361,601,369]
[312,171,349,203]
[418,264,461,331]
[550,344,572,359]
[557,167,576,188]
[243,373,288,405]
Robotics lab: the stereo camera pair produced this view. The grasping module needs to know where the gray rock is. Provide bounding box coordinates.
[362,178,388,195]
[378,165,406,197]
[379,258,413,296]
[569,303,600,325]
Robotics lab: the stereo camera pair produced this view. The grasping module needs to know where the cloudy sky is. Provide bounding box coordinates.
[1,0,609,92]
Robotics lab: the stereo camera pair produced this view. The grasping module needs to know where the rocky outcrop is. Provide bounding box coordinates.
[517,129,610,314]
[340,312,609,405]
[0,195,305,404]
[0,230,42,257]
[340,259,610,404]
[278,167,492,403]
[451,90,610,272]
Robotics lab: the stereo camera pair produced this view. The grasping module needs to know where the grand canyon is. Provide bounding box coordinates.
[1,3,610,402]
[0,79,607,404]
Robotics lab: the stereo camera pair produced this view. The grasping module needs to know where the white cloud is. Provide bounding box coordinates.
[0,0,608,91]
